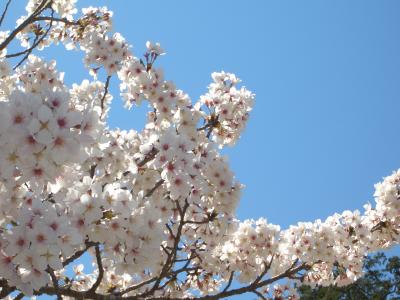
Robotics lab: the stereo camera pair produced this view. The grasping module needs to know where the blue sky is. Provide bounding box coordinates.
[3,0,400,298]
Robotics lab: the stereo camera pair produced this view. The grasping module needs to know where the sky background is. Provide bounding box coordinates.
[3,0,400,299]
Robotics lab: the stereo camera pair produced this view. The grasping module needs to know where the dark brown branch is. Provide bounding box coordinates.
[33,15,78,25]
[12,8,55,70]
[197,123,211,132]
[122,148,159,177]
[63,241,98,267]
[88,245,104,293]
[22,261,308,300]
[0,0,49,52]
[200,262,307,300]
[0,279,15,298]
[222,271,235,293]
[252,290,267,300]
[117,265,199,297]
[170,200,190,264]
[145,179,164,198]
[137,148,159,168]
[90,164,97,178]
[138,200,190,298]
[147,262,309,300]
[0,0,12,28]
[36,286,88,299]
[253,257,276,287]
[116,277,159,296]
[123,148,161,198]
[183,211,217,225]
[100,75,112,114]
[166,223,175,239]
[47,267,62,300]
[197,114,220,139]
[14,293,24,300]
[158,267,200,291]
[6,30,41,58]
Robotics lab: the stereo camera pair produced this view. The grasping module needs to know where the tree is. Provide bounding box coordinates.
[299,253,400,300]
[0,0,399,299]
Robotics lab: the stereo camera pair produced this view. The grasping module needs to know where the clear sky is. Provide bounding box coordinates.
[3,0,400,298]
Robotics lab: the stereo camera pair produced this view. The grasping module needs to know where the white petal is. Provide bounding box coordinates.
[38,105,53,122]
[66,111,82,127]
[36,129,53,145]
[0,110,10,134]
[28,119,41,134]
[51,148,69,164]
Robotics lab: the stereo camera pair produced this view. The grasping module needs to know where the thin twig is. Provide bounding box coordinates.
[89,164,97,178]
[145,179,164,198]
[100,75,111,114]
[26,261,309,299]
[0,0,49,52]
[0,0,12,28]
[117,265,199,296]
[6,33,39,58]
[63,241,97,267]
[139,200,190,298]
[116,277,159,296]
[197,123,211,132]
[253,258,275,287]
[12,8,55,70]
[33,15,78,25]
[0,279,15,298]
[88,245,104,293]
[47,267,62,300]
[14,293,24,300]
[222,271,235,293]
[137,148,159,167]
[252,290,267,300]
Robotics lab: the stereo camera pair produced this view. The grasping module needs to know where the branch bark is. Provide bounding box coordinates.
[88,244,104,293]
[0,0,12,28]
[100,75,111,115]
[11,8,55,70]
[0,0,50,52]
[63,241,98,267]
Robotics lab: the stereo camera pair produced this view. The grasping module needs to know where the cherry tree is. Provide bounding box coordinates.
[0,1,399,299]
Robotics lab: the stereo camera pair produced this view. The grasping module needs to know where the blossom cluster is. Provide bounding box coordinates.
[17,3,114,64]
[81,32,129,75]
[198,71,255,146]
[0,190,82,296]
[25,0,77,20]
[204,169,400,291]
[0,56,103,192]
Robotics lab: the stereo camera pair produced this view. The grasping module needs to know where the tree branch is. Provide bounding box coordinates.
[137,148,159,168]
[88,245,104,293]
[145,178,164,198]
[198,262,307,300]
[0,279,15,298]
[100,75,111,114]
[33,15,78,25]
[63,241,98,267]
[137,200,190,298]
[116,277,159,296]
[47,267,62,300]
[252,289,267,300]
[0,0,50,52]
[20,260,309,300]
[222,271,235,293]
[0,0,12,28]
[14,293,24,300]
[11,8,55,70]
